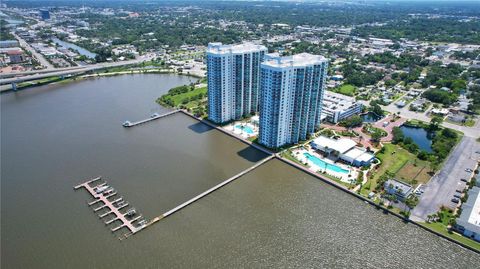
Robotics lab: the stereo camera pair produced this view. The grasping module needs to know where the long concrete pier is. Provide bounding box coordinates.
[123,110,179,128]
[157,155,274,220]
[74,177,147,239]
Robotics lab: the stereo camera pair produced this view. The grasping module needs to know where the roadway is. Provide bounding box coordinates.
[0,65,85,79]
[13,32,54,69]
[381,99,480,138]
[411,136,480,221]
[0,54,155,86]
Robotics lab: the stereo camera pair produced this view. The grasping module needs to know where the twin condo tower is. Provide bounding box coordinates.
[207,42,328,149]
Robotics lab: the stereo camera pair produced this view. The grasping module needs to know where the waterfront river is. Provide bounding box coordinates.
[1,74,479,268]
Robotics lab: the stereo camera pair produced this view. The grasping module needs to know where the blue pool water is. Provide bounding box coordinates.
[235,125,254,134]
[304,153,349,174]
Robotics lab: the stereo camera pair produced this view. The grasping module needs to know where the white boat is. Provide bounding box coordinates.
[95,185,109,194]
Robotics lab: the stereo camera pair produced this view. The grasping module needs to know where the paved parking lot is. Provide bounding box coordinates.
[411,136,480,222]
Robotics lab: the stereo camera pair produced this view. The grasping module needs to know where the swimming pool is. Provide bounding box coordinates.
[235,125,255,134]
[303,153,349,174]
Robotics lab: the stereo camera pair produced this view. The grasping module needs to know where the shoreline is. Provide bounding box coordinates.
[178,109,480,254]
[3,72,478,253]
[0,68,204,93]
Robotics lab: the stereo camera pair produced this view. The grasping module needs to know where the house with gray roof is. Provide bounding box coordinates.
[384,179,412,201]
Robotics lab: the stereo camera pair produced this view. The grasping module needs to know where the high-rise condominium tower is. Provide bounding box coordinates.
[258,53,328,148]
[206,42,267,124]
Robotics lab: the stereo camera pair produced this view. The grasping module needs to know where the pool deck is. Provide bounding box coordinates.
[224,122,259,139]
[292,148,357,183]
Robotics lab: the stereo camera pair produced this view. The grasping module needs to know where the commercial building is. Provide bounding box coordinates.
[258,53,328,148]
[0,40,19,48]
[456,187,480,242]
[206,42,267,124]
[39,9,50,20]
[7,50,25,63]
[310,136,375,167]
[322,91,363,123]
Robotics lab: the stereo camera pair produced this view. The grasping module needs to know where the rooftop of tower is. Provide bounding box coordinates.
[207,42,267,55]
[262,53,328,68]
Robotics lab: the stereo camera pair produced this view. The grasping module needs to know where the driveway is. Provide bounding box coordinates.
[372,115,407,142]
[411,136,480,221]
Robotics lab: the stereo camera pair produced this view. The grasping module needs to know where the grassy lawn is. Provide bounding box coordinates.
[363,143,433,195]
[403,119,424,127]
[17,76,63,88]
[360,178,374,196]
[464,118,476,127]
[281,150,309,168]
[332,84,356,96]
[363,125,388,137]
[420,222,480,252]
[164,86,207,106]
[376,144,411,176]
[322,173,355,189]
[396,159,431,185]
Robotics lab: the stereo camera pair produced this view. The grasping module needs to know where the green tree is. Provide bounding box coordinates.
[339,115,363,128]
[370,131,383,142]
[429,116,443,131]
[369,103,384,117]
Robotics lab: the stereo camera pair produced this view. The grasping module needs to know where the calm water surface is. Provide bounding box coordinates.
[361,111,383,123]
[400,125,434,153]
[51,37,97,59]
[1,74,478,268]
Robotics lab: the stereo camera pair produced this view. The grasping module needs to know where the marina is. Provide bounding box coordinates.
[3,74,478,268]
[123,110,179,127]
[74,177,148,239]
[73,155,275,239]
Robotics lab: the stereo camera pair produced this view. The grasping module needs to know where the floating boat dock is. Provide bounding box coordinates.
[74,177,148,239]
[123,110,179,127]
[72,109,277,239]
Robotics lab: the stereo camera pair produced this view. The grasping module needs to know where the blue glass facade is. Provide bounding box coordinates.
[259,54,328,149]
[206,43,267,124]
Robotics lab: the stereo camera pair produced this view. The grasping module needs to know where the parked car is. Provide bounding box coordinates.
[455,189,463,193]
[465,168,473,173]
[454,194,461,199]
[460,178,468,182]
[451,198,460,203]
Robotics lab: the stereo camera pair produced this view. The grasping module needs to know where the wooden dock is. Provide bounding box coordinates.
[74,177,147,239]
[123,110,179,128]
